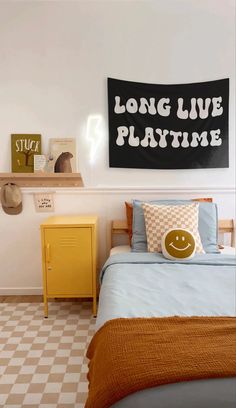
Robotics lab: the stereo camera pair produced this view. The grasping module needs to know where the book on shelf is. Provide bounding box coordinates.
[49,138,77,173]
[11,134,42,173]
[34,155,54,173]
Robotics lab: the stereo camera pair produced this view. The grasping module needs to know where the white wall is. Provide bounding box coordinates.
[0,0,235,293]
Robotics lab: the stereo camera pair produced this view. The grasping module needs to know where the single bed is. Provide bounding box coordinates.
[86,209,236,408]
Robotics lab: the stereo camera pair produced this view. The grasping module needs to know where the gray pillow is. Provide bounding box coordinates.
[131,199,219,254]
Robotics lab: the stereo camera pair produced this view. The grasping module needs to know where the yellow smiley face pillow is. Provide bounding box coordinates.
[161,228,196,260]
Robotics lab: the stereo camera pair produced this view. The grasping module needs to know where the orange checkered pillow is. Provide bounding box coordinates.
[125,202,133,245]
[142,202,204,253]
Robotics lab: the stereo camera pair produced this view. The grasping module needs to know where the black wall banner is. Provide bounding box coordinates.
[108,77,229,169]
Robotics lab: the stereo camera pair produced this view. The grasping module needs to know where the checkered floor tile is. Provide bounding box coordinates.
[0,301,96,407]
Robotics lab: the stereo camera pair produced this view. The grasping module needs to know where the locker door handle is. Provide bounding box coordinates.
[46,243,51,264]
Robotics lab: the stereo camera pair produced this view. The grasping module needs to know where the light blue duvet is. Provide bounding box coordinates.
[94,253,236,408]
[97,252,236,329]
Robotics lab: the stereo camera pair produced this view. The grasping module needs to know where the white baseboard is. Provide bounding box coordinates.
[0,288,43,295]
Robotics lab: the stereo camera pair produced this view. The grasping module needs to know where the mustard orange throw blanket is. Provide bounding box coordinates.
[85,317,236,408]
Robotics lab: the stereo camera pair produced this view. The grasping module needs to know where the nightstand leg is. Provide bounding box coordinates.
[92,297,97,318]
[44,296,48,318]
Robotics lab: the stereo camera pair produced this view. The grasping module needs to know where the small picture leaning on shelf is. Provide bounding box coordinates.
[11,134,42,173]
[49,138,77,173]
[33,154,54,174]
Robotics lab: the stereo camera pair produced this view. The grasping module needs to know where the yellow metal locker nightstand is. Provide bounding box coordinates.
[40,215,98,317]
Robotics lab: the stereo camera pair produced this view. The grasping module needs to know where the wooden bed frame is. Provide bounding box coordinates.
[111,219,235,248]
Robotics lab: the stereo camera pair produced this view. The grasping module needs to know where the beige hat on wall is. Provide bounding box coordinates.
[1,183,22,215]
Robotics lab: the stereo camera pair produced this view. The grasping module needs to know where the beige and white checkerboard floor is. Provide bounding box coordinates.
[0,301,96,407]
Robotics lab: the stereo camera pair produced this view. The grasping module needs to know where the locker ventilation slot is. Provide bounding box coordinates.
[59,237,77,247]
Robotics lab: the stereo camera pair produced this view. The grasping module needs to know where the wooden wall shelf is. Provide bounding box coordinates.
[0,173,84,188]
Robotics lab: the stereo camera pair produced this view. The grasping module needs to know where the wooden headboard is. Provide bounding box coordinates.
[111,219,235,248]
